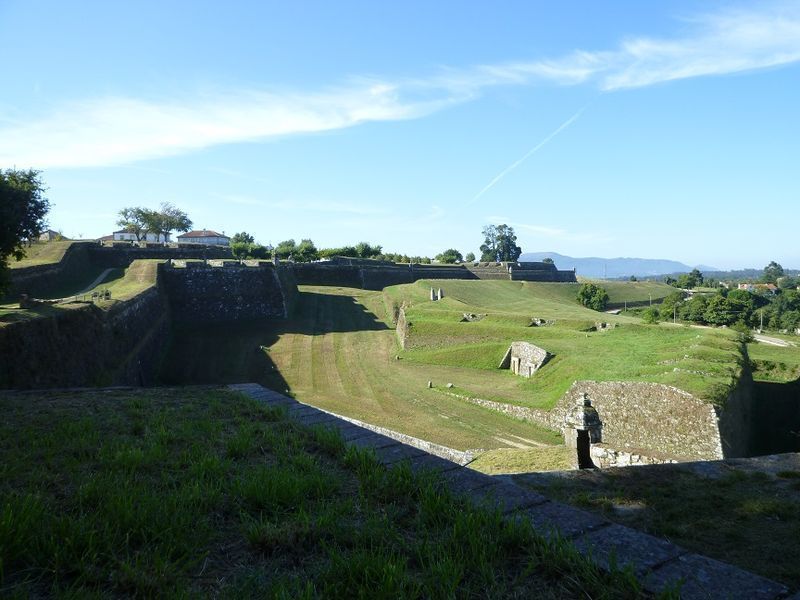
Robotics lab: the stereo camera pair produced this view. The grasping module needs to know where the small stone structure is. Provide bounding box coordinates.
[529,317,555,327]
[564,394,603,469]
[460,313,486,322]
[498,342,550,377]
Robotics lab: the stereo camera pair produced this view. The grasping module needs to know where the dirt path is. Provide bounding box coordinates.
[76,268,114,295]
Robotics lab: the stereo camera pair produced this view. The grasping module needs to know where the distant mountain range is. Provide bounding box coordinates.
[519,252,718,279]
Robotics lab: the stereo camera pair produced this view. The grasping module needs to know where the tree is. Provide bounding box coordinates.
[355,242,382,258]
[542,257,554,264]
[275,239,297,260]
[762,261,784,284]
[435,248,463,264]
[465,252,476,263]
[676,269,703,289]
[0,169,50,294]
[231,232,255,245]
[295,239,319,262]
[144,202,192,242]
[479,224,521,262]
[576,283,609,311]
[116,207,150,242]
[231,242,250,260]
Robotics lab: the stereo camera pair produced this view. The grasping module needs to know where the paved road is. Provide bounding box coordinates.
[753,333,795,347]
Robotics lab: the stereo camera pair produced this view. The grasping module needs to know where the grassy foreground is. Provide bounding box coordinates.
[0,388,647,598]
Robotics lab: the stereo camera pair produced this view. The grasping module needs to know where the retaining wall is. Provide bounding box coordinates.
[159,263,292,323]
[0,285,169,389]
[4,242,93,300]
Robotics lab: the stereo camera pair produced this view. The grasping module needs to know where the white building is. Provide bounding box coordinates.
[113,230,171,243]
[176,229,230,246]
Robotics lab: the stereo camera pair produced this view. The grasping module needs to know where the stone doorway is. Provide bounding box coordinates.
[576,430,595,469]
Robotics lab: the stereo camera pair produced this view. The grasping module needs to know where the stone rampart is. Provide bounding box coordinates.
[553,381,725,461]
[4,242,93,300]
[0,285,169,389]
[291,261,576,290]
[159,263,292,323]
[88,245,232,268]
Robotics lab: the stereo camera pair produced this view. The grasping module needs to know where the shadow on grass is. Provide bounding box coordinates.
[158,290,388,391]
[751,378,800,455]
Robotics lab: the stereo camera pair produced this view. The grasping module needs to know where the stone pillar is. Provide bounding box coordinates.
[564,393,602,469]
[430,287,436,301]
[437,288,443,301]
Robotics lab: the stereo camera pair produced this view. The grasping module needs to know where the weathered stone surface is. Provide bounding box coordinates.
[407,454,462,475]
[293,412,340,427]
[513,501,609,539]
[373,443,427,466]
[466,481,548,514]
[644,553,788,599]
[327,422,375,442]
[573,524,685,574]
[554,381,726,462]
[285,404,320,418]
[346,433,400,451]
[441,468,496,494]
[161,263,291,322]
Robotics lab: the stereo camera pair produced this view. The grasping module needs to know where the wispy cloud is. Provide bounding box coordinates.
[468,106,586,205]
[1,3,798,168]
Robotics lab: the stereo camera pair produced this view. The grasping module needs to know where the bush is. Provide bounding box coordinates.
[576,283,609,311]
[641,307,660,324]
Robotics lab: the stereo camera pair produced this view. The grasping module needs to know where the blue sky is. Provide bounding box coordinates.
[1,1,798,269]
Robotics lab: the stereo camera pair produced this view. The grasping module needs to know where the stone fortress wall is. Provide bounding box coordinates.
[159,261,295,323]
[293,259,577,290]
[1,259,298,389]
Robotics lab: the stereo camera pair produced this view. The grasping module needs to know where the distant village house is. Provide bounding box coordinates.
[38,229,62,242]
[113,230,171,243]
[177,230,230,246]
[738,283,777,294]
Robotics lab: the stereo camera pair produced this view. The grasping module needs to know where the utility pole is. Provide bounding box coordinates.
[649,294,652,306]
[760,309,764,331]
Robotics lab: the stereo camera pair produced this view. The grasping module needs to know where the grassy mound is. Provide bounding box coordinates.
[393,280,742,406]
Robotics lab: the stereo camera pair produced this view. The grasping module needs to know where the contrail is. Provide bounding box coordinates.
[468,106,587,204]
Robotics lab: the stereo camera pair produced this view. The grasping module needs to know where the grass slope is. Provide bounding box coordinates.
[393,280,741,407]
[0,388,645,598]
[164,286,562,453]
[0,260,160,327]
[8,241,73,269]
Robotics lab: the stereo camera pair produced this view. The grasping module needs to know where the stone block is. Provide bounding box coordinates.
[407,454,462,475]
[346,433,400,451]
[513,501,609,539]
[466,481,549,514]
[573,524,685,574]
[327,422,375,442]
[373,443,427,466]
[293,412,340,427]
[644,553,788,599]
[441,468,497,495]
